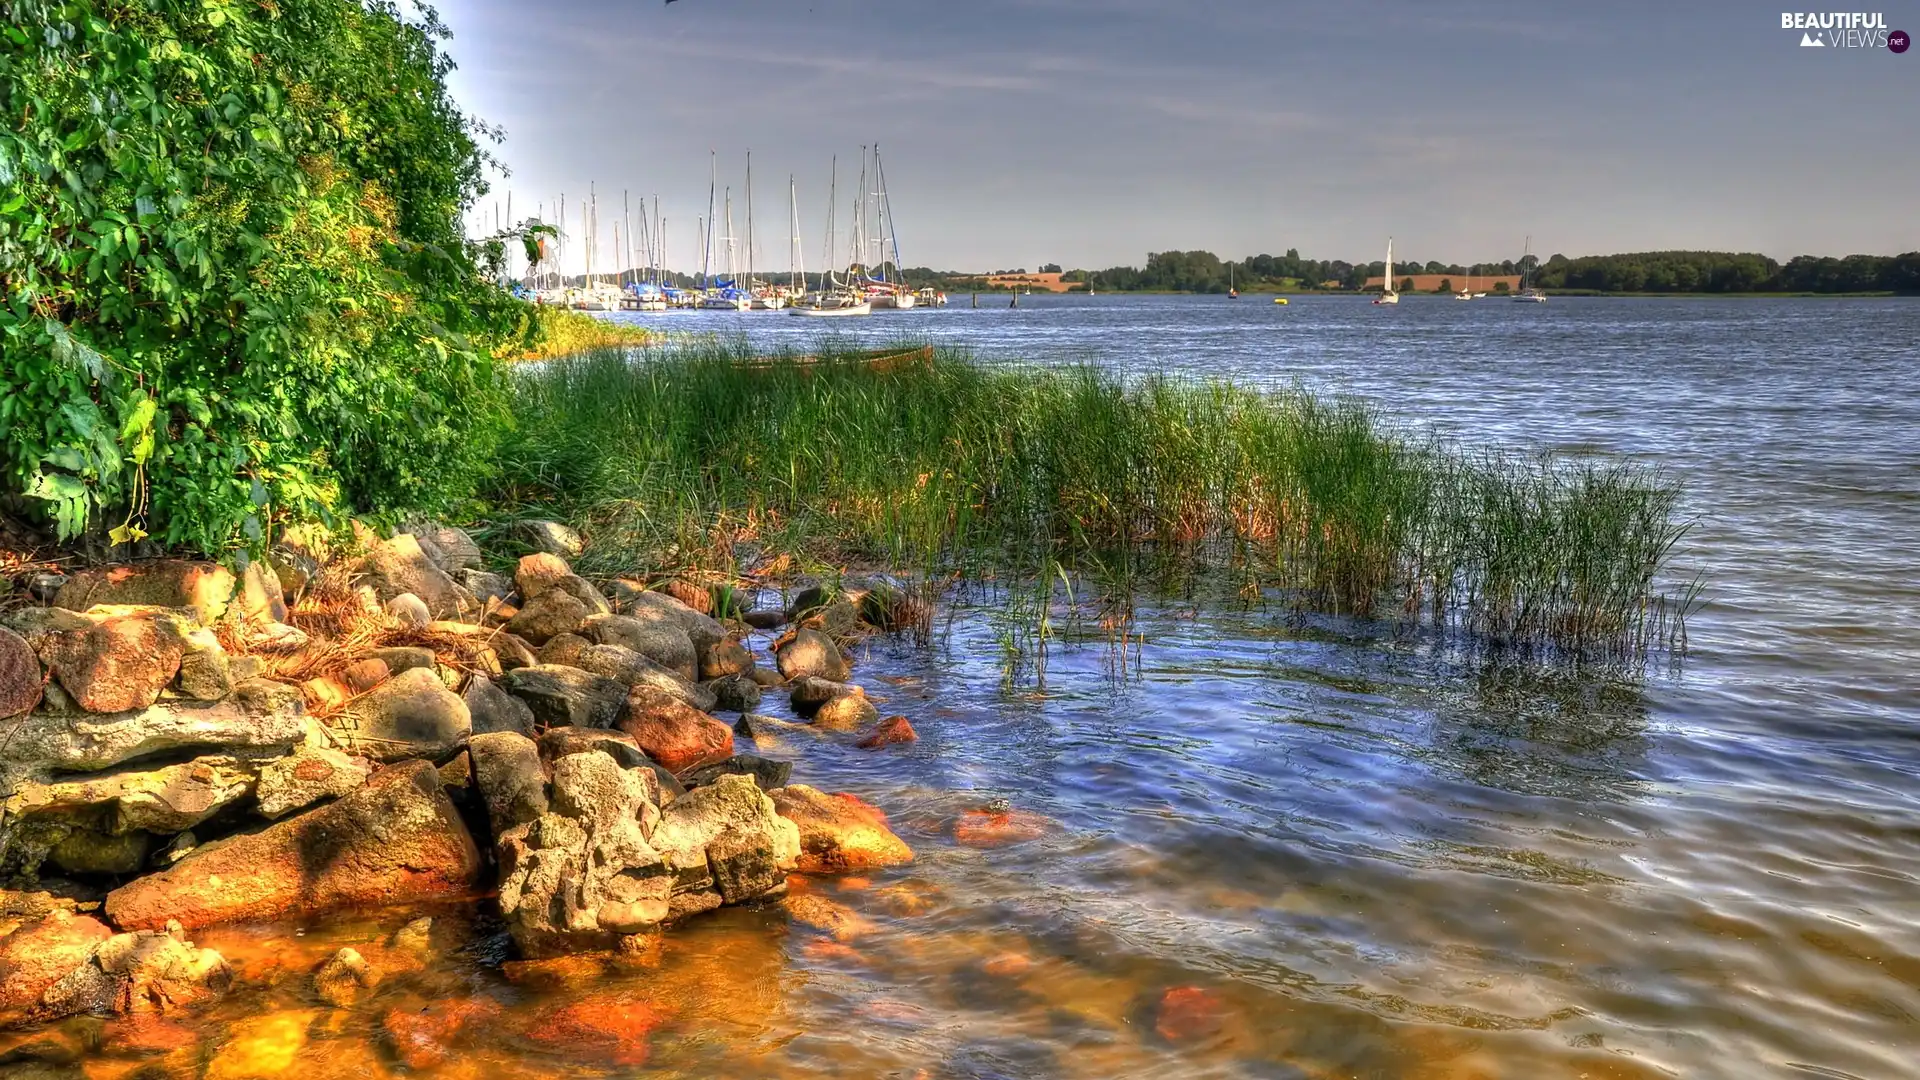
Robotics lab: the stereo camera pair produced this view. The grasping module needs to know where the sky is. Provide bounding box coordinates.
[438,0,1920,275]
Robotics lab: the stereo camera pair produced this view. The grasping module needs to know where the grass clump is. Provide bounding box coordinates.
[505,308,660,361]
[491,341,1694,658]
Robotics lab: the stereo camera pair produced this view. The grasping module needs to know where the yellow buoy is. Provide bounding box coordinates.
[1273,297,1289,305]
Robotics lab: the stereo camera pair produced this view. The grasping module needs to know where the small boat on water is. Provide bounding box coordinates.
[739,344,933,371]
[1512,236,1547,302]
[788,292,871,317]
[1373,237,1400,305]
[700,287,751,311]
[914,286,948,307]
[1273,297,1289,305]
[1228,261,1239,299]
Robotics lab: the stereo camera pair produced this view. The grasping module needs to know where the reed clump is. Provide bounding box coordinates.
[504,307,660,361]
[491,342,1694,657]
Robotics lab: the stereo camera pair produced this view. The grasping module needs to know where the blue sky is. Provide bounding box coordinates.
[440,0,1920,274]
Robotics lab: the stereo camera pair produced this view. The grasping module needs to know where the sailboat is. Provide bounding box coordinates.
[864,146,915,310]
[700,188,751,310]
[1227,261,1239,299]
[791,155,871,317]
[1372,237,1400,305]
[1512,235,1547,302]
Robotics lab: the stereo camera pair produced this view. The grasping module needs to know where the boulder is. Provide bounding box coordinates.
[522,992,664,1067]
[408,522,484,573]
[538,631,591,666]
[518,519,583,558]
[104,760,483,931]
[383,996,501,1070]
[1153,985,1231,1045]
[787,675,858,717]
[174,626,233,700]
[776,629,849,683]
[42,610,188,713]
[647,774,799,905]
[536,729,684,802]
[313,947,380,1008]
[698,639,754,680]
[513,552,572,599]
[500,664,628,729]
[51,560,242,625]
[463,673,536,736]
[703,673,761,714]
[679,754,792,792]
[0,697,307,797]
[583,614,696,682]
[369,646,436,676]
[785,584,836,622]
[505,589,590,646]
[5,753,264,835]
[734,713,814,744]
[813,691,880,732]
[255,746,371,819]
[742,609,787,630]
[428,622,537,670]
[31,924,231,1023]
[454,569,512,607]
[658,578,712,613]
[1,626,45,719]
[854,575,927,631]
[337,667,469,762]
[0,911,114,1025]
[469,732,549,835]
[616,688,734,773]
[360,533,474,619]
[782,894,874,941]
[573,643,717,711]
[608,585,727,655]
[769,786,914,872]
[954,808,1051,848]
[856,715,918,750]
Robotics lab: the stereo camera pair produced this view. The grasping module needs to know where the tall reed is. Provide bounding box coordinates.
[490,341,1695,658]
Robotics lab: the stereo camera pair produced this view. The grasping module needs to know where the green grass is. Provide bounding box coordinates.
[488,341,1695,659]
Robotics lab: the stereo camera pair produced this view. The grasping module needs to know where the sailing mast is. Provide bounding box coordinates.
[790,175,803,295]
[704,151,716,286]
[823,155,837,292]
[745,151,755,295]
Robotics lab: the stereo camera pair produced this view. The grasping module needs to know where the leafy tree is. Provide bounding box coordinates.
[1,0,518,553]
[1436,279,1452,294]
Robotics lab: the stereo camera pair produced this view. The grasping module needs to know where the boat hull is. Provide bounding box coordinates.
[1372,294,1400,305]
[789,301,872,317]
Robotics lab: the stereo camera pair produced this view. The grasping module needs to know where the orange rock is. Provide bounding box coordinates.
[1153,985,1228,1044]
[616,687,733,773]
[522,993,666,1066]
[782,895,874,942]
[104,761,483,932]
[383,997,502,1070]
[0,910,114,1021]
[102,1013,201,1055]
[981,952,1033,978]
[855,715,918,750]
[953,809,1049,849]
[836,877,873,892]
[768,786,914,872]
[800,940,865,965]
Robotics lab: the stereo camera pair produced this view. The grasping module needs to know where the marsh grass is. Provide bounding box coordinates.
[491,341,1696,659]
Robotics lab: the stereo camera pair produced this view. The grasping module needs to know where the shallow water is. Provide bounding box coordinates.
[26,295,1920,1078]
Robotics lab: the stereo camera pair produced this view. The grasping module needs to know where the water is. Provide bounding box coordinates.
[26,295,1920,1078]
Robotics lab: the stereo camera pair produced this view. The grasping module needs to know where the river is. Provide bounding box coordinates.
[49,295,1920,1079]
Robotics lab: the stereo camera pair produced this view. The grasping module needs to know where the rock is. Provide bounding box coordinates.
[856,715,918,749]
[734,713,813,743]
[750,665,785,687]
[0,697,307,801]
[205,1011,314,1080]
[513,552,572,599]
[175,626,233,700]
[42,611,188,714]
[407,522,483,573]
[385,593,431,629]
[359,534,471,620]
[5,753,264,836]
[0,883,101,920]
[104,760,483,931]
[462,673,535,736]
[537,631,590,666]
[679,754,792,792]
[338,667,469,762]
[256,747,371,819]
[0,911,113,1024]
[703,673,761,713]
[786,584,835,621]
[583,614,696,681]
[390,916,435,956]
[383,997,501,1070]
[776,629,849,682]
[574,643,716,711]
[24,572,66,603]
[769,786,914,872]
[522,992,664,1066]
[35,924,232,1022]
[609,586,727,655]
[312,948,379,1008]
[813,691,880,732]
[648,774,799,904]
[658,577,712,613]
[787,675,858,716]
[699,639,754,680]
[505,589,590,646]
[430,622,537,670]
[616,688,734,773]
[517,520,583,558]
[782,894,874,941]
[536,729,685,802]
[47,830,150,875]
[469,732,549,835]
[453,569,511,606]
[0,626,45,719]
[854,575,928,631]
[500,664,627,729]
[51,561,244,625]
[369,646,436,675]
[742,609,787,630]
[953,808,1051,848]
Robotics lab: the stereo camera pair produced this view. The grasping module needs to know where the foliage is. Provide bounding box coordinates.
[0,0,519,554]
[492,343,1696,659]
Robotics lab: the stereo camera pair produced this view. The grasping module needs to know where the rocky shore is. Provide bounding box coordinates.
[0,522,931,1035]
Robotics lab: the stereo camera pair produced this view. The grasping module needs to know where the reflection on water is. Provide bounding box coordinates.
[12,296,1920,1078]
